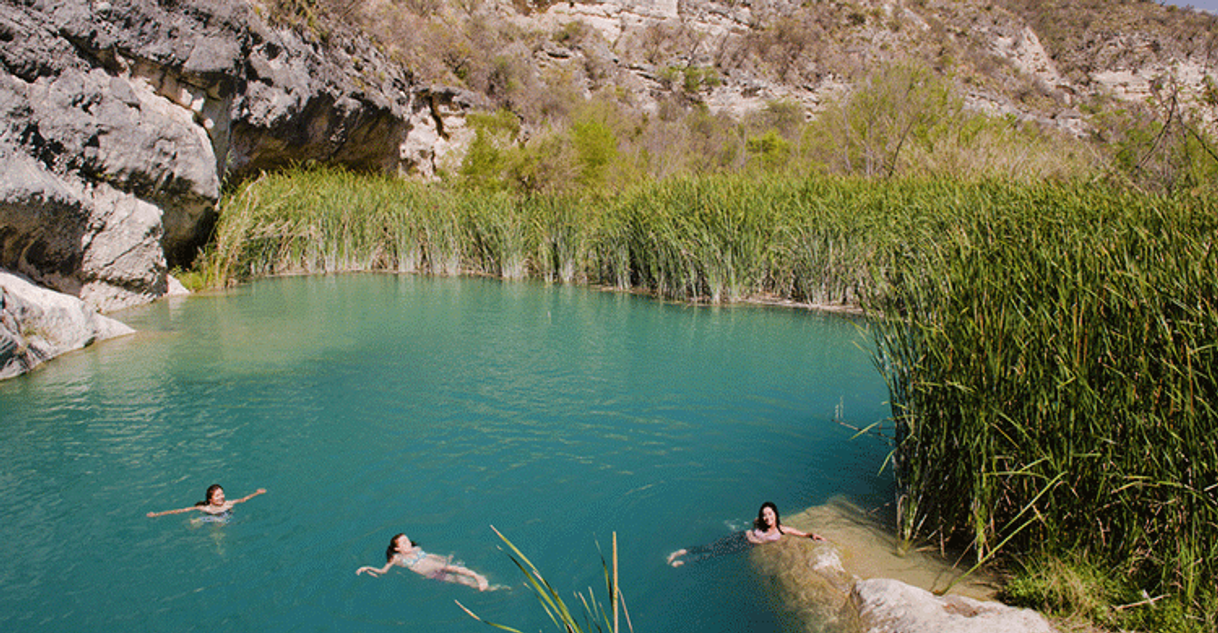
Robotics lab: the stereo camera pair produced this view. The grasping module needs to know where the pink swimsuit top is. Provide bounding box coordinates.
[750,528,782,542]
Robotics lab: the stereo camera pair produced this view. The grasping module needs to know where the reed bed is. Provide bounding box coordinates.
[868,183,1218,628]
[204,168,905,307]
[203,167,1217,626]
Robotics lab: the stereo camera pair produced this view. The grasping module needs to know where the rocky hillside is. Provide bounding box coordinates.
[335,0,1218,149]
[1,0,1216,378]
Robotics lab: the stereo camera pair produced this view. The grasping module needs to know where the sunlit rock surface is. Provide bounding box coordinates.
[753,498,1056,633]
[851,578,1055,633]
[0,0,432,314]
[0,270,133,380]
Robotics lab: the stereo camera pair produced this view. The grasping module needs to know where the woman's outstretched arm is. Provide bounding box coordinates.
[779,525,825,541]
[146,506,201,518]
[356,558,398,577]
[232,489,267,506]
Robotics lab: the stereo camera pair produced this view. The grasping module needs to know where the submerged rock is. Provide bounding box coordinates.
[752,536,858,632]
[0,270,133,379]
[755,498,1057,633]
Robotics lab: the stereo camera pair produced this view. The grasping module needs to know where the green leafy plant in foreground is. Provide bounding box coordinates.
[458,526,631,633]
[1002,552,1204,633]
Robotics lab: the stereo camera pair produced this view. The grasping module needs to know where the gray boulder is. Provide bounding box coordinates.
[0,0,430,304]
[851,578,1056,633]
[0,0,478,377]
[0,269,133,380]
[0,144,170,312]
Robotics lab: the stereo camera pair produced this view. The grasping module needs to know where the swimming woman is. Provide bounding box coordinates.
[667,501,825,567]
[356,533,494,591]
[146,484,266,521]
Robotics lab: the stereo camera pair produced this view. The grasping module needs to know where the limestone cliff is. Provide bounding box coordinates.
[348,0,1217,138]
[0,0,478,313]
[0,0,483,377]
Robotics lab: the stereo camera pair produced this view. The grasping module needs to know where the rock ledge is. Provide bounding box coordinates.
[0,270,133,379]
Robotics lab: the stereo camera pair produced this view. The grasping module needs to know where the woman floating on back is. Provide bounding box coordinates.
[356,533,496,591]
[146,484,266,522]
[667,501,825,567]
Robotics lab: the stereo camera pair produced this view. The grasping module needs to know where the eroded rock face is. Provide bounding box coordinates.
[0,138,172,310]
[0,270,134,380]
[0,0,432,313]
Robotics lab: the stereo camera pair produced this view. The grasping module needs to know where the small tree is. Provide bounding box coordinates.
[570,116,619,190]
[746,130,792,172]
[812,62,955,177]
[459,109,521,190]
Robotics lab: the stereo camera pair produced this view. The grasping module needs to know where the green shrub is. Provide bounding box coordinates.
[1003,553,1123,625]
[745,130,792,172]
[570,118,618,190]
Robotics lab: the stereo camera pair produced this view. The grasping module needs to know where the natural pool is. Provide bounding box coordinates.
[0,275,893,633]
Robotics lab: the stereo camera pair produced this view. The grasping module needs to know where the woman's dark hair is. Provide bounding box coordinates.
[386,533,412,562]
[754,501,781,531]
[197,484,223,506]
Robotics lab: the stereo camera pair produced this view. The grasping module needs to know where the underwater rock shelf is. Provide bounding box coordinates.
[756,499,1055,633]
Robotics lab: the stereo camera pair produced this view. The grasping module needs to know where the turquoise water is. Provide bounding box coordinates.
[0,275,892,633]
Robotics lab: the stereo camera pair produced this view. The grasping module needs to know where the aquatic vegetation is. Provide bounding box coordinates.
[458,527,629,633]
[204,168,910,306]
[868,183,1218,630]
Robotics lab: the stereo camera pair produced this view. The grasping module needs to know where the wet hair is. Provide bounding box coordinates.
[386,533,412,562]
[754,501,781,531]
[197,484,224,506]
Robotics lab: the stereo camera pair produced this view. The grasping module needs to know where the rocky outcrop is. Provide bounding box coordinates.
[0,0,471,316]
[400,85,486,179]
[0,145,176,310]
[0,270,133,379]
[498,0,1216,134]
[753,499,1057,633]
[851,578,1055,633]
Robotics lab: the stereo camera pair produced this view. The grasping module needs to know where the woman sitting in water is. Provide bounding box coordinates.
[356,533,494,591]
[146,484,266,521]
[667,501,825,567]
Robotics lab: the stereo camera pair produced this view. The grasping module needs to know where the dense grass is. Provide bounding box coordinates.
[202,168,912,307]
[868,184,1218,630]
[201,168,1217,629]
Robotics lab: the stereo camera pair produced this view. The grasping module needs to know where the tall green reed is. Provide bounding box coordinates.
[204,168,901,308]
[867,181,1218,624]
[458,527,630,633]
[204,167,454,282]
